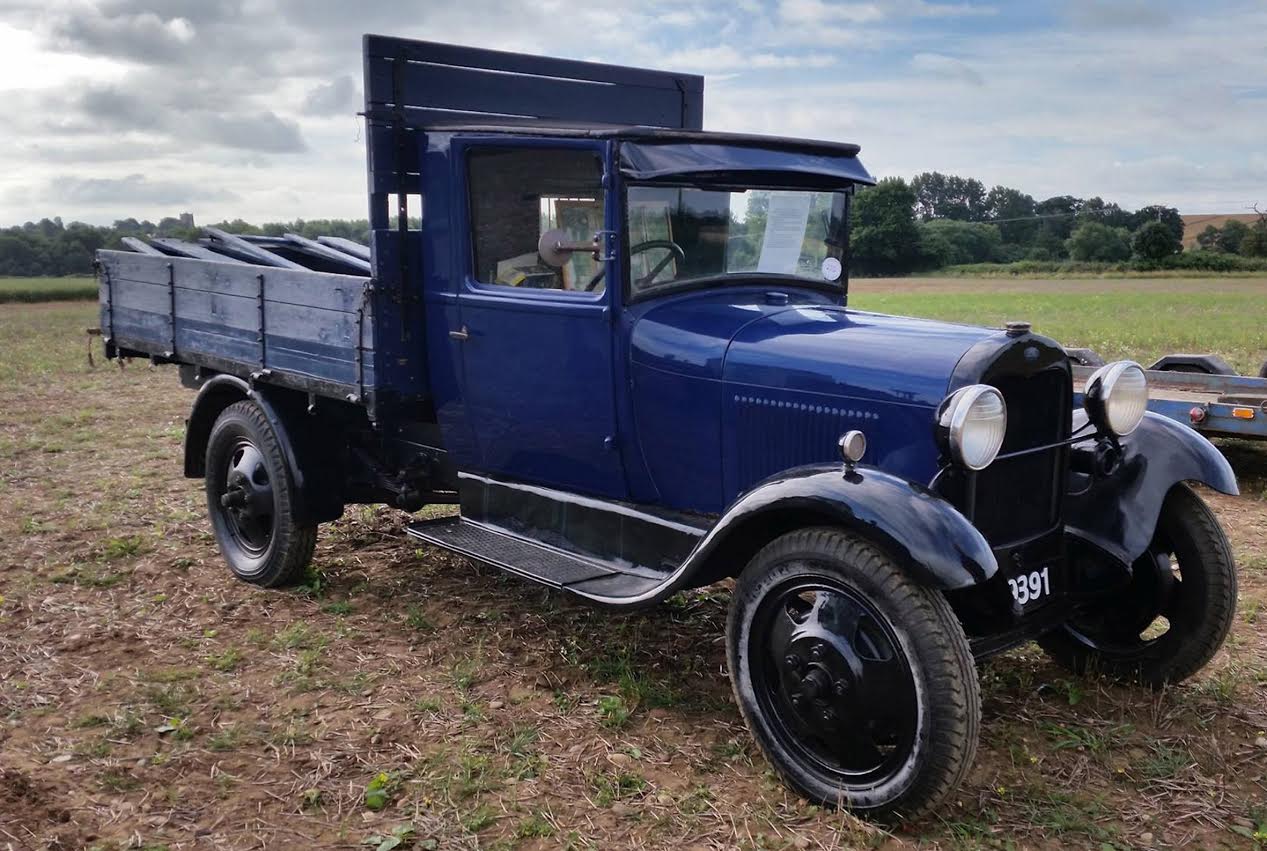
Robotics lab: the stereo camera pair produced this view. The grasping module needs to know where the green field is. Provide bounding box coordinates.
[851,276,1267,375]
[0,276,96,303]
[2,294,1266,849]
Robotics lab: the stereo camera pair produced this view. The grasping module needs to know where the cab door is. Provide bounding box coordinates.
[452,139,626,499]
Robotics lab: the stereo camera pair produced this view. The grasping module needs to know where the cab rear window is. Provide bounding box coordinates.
[467,148,605,293]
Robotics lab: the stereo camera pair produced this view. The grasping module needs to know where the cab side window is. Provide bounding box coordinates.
[468,148,606,293]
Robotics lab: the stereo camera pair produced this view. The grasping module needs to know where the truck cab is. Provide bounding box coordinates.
[96,35,1240,820]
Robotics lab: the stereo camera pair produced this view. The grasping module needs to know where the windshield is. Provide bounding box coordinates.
[625,184,848,298]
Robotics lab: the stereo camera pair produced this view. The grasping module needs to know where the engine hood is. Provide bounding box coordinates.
[625,289,1019,510]
[722,305,996,408]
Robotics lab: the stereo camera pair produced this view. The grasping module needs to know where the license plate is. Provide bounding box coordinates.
[1008,565,1053,609]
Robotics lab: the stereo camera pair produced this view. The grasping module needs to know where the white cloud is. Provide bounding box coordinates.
[659,43,838,72]
[910,52,984,86]
[0,0,1262,223]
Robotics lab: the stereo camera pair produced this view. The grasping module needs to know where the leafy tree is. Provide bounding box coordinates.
[1066,221,1131,262]
[983,185,1037,245]
[1218,220,1249,254]
[1196,224,1223,251]
[1131,220,1182,260]
[1033,195,1084,258]
[1130,205,1184,244]
[850,178,922,275]
[1077,197,1133,230]
[1241,222,1267,257]
[910,172,987,221]
[918,219,1004,267]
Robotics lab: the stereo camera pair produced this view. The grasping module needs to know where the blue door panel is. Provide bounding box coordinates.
[458,293,624,496]
[449,137,627,500]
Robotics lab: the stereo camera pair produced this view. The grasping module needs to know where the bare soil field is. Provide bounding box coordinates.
[2,301,1266,851]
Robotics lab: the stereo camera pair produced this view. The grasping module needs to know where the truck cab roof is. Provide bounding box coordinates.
[423,125,875,187]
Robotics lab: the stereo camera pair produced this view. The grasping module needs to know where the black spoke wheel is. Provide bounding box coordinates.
[1040,483,1237,687]
[205,400,317,587]
[755,581,918,786]
[728,527,979,820]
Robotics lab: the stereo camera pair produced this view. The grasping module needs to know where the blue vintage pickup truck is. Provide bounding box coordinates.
[97,35,1239,819]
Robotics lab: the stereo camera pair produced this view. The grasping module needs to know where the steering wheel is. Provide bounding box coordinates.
[585,239,687,292]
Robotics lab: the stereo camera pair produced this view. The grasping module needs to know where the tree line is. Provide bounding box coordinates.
[4,173,1267,278]
[0,215,370,277]
[851,173,1267,275]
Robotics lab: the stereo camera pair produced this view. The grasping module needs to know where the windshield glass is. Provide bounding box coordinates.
[625,184,848,298]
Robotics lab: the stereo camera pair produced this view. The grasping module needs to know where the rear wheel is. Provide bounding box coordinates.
[205,400,316,587]
[727,527,979,820]
[1039,483,1236,686]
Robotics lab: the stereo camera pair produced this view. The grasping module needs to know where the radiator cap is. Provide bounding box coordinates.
[1005,320,1032,337]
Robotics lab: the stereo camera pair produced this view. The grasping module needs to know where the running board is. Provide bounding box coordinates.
[405,517,670,604]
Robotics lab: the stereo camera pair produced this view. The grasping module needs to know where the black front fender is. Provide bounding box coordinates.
[682,463,997,592]
[1065,412,1237,565]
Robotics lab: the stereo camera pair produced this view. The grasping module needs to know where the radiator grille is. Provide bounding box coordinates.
[970,367,1070,545]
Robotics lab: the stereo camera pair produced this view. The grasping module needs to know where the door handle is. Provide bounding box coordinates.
[449,326,469,341]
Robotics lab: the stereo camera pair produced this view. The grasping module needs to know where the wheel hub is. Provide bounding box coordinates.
[219,440,275,555]
[756,581,919,782]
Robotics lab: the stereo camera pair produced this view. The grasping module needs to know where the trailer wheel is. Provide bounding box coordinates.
[205,400,317,587]
[1039,483,1236,687]
[727,527,979,820]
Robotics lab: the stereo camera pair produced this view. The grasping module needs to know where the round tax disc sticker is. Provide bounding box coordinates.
[821,257,842,281]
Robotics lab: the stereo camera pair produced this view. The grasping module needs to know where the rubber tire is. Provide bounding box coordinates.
[205,400,317,587]
[727,527,980,821]
[1039,483,1237,687]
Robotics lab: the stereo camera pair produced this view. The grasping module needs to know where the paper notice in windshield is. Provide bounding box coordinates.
[757,192,812,274]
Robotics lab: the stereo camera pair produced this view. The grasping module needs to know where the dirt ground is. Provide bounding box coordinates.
[1,302,1266,850]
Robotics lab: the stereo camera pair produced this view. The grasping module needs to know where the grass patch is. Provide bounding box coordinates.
[0,276,96,304]
[592,771,648,807]
[852,277,1267,374]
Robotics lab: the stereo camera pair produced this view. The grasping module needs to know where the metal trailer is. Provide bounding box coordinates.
[1071,353,1267,442]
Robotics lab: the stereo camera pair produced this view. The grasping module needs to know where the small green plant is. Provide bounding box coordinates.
[207,647,243,672]
[362,823,414,851]
[155,716,195,741]
[1043,721,1133,754]
[515,811,555,839]
[597,695,630,728]
[451,658,478,692]
[98,767,140,793]
[100,535,147,560]
[322,600,353,615]
[406,606,435,632]
[1139,741,1192,780]
[273,622,328,651]
[412,696,443,714]
[300,788,324,810]
[1057,678,1085,706]
[461,804,497,833]
[363,772,398,811]
[208,724,242,752]
[592,770,647,806]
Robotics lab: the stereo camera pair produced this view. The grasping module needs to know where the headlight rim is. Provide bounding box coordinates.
[1085,360,1148,437]
[938,384,1008,471]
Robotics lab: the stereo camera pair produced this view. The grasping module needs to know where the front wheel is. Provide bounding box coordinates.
[1039,483,1237,687]
[727,527,980,821]
[205,400,317,587]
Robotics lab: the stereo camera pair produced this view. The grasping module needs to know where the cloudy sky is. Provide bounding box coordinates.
[1,0,1264,226]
